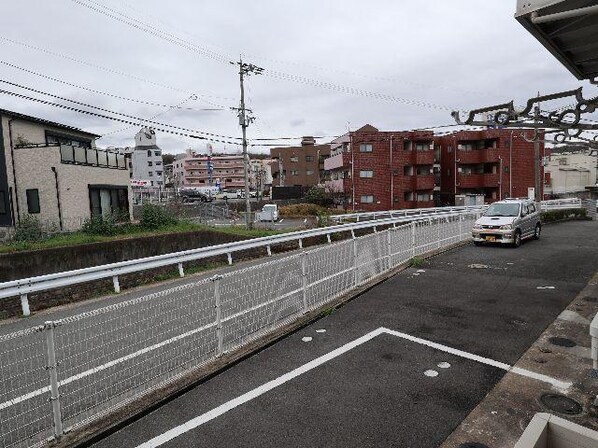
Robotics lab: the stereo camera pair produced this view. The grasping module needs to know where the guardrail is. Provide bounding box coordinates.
[541,198,582,210]
[331,199,584,224]
[0,212,479,448]
[591,312,598,370]
[329,205,486,223]
[0,209,483,317]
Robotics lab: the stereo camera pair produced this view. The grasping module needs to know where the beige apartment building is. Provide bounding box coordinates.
[0,109,131,235]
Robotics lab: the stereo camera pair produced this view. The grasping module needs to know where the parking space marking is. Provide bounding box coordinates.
[134,327,571,448]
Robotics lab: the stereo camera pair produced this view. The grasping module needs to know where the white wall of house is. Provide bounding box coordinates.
[545,152,597,194]
[12,146,131,231]
[131,128,164,186]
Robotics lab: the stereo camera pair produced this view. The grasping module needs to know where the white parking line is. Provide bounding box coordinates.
[134,327,571,448]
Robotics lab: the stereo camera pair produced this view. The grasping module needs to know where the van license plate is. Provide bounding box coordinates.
[485,236,496,242]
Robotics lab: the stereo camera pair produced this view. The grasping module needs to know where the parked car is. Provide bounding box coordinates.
[257,203,279,222]
[236,189,258,199]
[471,198,541,247]
[180,188,213,203]
[214,191,232,200]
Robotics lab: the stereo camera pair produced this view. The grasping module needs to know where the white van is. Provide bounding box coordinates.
[258,204,279,222]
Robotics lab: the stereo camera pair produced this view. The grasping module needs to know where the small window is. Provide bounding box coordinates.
[447,168,451,176]
[447,146,453,153]
[148,171,153,177]
[360,195,374,203]
[290,156,299,162]
[359,144,373,153]
[154,151,160,157]
[147,150,152,157]
[148,161,153,166]
[306,170,314,175]
[360,170,373,178]
[0,191,6,214]
[291,170,299,176]
[305,155,314,162]
[26,189,40,214]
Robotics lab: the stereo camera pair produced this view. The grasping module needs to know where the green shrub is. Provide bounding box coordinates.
[13,215,45,242]
[82,215,118,236]
[305,186,333,207]
[541,208,587,223]
[140,204,177,229]
[279,203,328,217]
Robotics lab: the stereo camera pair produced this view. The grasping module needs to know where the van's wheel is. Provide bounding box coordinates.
[513,230,522,248]
[533,223,541,240]
[474,241,483,246]
[182,196,189,203]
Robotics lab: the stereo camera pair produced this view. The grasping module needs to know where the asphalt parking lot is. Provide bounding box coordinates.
[88,220,598,448]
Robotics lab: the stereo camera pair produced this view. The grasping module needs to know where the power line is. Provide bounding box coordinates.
[0,87,244,146]
[0,59,226,111]
[68,0,464,113]
[0,35,234,107]
[0,79,243,141]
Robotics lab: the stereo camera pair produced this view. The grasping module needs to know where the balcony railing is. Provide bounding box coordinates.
[457,148,501,164]
[60,145,127,170]
[457,173,500,188]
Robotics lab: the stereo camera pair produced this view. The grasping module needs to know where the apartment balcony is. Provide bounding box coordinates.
[457,173,500,188]
[409,175,435,190]
[324,153,348,171]
[411,151,435,165]
[324,179,346,193]
[457,148,501,164]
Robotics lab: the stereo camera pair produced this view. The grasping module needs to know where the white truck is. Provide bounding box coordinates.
[257,204,279,222]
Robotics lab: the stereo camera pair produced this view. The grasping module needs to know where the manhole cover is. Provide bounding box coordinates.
[540,394,582,415]
[583,296,598,303]
[458,444,489,448]
[548,337,577,347]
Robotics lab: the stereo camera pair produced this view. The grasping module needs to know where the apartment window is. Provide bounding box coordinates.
[290,156,299,162]
[147,150,152,157]
[156,171,163,176]
[148,161,153,166]
[46,132,91,149]
[403,140,412,151]
[154,151,160,157]
[0,191,7,214]
[155,161,162,166]
[26,189,40,214]
[447,168,451,176]
[359,144,373,153]
[360,195,374,203]
[306,155,314,162]
[291,170,299,176]
[148,171,153,177]
[447,146,453,153]
[306,170,314,175]
[359,170,373,178]
[416,192,431,201]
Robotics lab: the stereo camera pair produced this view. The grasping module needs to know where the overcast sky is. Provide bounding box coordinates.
[0,0,594,154]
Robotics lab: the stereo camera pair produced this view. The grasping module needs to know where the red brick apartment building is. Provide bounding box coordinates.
[324,125,440,211]
[324,125,543,211]
[437,128,545,205]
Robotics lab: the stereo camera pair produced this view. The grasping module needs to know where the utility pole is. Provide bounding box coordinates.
[534,102,541,202]
[232,57,263,229]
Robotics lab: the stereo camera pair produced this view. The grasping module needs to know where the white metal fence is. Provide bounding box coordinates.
[0,213,478,448]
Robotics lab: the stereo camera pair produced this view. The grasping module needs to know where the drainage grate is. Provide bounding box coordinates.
[458,444,489,448]
[548,337,577,347]
[540,394,583,415]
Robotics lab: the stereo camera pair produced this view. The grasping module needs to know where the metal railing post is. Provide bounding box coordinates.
[353,236,359,286]
[411,221,416,257]
[177,263,185,277]
[459,215,463,239]
[301,252,308,313]
[44,321,64,439]
[299,238,303,249]
[20,294,30,316]
[212,275,224,357]
[437,218,441,249]
[112,275,120,293]
[266,245,272,257]
[386,229,392,271]
[227,253,233,265]
[326,233,331,244]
